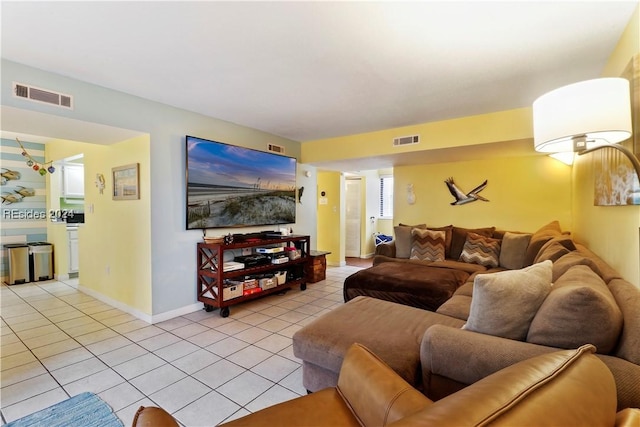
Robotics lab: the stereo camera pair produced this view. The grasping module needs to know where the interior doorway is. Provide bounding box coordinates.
[345,178,362,258]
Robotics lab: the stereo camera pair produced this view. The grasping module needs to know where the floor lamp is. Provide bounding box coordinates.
[532,77,637,178]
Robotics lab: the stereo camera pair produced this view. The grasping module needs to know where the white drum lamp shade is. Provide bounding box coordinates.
[533,78,632,153]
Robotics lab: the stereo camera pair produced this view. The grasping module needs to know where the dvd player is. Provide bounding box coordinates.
[234,254,271,267]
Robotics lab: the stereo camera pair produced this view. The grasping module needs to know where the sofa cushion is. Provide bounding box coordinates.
[499,232,532,270]
[435,294,472,321]
[429,260,488,274]
[608,278,640,365]
[410,228,446,262]
[464,260,552,341]
[551,251,603,282]
[292,296,466,390]
[533,236,577,264]
[523,220,563,266]
[458,232,501,268]
[402,344,617,427]
[394,224,426,258]
[527,265,623,354]
[450,226,495,260]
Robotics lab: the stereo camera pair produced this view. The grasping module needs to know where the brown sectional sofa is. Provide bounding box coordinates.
[293,221,640,410]
[133,343,640,426]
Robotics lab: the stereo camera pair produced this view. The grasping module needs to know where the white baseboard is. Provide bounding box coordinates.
[327,260,346,267]
[77,285,201,324]
[150,303,203,324]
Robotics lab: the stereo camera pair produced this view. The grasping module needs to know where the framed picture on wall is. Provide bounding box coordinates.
[112,163,139,200]
[594,54,640,206]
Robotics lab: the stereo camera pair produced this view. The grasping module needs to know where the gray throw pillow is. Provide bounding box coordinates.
[499,232,532,270]
[393,224,426,258]
[464,260,552,341]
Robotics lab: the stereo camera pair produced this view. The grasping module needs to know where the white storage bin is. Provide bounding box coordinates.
[274,271,287,285]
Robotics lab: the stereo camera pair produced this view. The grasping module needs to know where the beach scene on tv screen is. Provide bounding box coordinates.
[187,137,297,229]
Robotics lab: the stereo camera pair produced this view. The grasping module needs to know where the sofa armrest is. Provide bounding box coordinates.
[420,324,555,400]
[375,241,396,258]
[338,343,431,426]
[421,325,640,410]
[617,408,640,427]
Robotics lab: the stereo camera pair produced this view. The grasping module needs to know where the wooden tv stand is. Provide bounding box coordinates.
[196,235,310,317]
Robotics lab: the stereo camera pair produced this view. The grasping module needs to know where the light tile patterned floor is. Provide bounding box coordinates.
[0,265,363,426]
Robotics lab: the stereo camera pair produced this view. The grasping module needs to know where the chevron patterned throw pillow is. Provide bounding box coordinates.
[410,228,446,261]
[459,232,502,268]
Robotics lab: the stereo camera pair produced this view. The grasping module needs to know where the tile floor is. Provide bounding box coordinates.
[0,265,363,426]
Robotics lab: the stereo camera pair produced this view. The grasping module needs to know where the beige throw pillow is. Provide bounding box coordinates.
[464,260,552,341]
[499,232,532,270]
[410,228,446,262]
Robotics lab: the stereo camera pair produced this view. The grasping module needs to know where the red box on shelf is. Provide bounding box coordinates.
[243,288,262,296]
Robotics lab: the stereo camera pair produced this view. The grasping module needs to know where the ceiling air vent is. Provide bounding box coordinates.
[13,82,73,110]
[267,143,285,154]
[393,135,420,146]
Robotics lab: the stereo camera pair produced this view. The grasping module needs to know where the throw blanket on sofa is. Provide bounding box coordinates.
[344,262,470,311]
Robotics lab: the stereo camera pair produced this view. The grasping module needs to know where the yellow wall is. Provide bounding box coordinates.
[394,155,572,233]
[573,5,640,286]
[46,135,152,314]
[317,171,345,265]
[303,108,532,164]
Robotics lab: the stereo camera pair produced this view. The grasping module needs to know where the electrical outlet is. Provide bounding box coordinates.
[241,248,252,256]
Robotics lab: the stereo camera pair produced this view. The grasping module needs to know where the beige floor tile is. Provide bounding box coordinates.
[112,352,165,380]
[245,384,299,413]
[129,363,186,395]
[171,348,220,375]
[74,327,120,346]
[149,376,211,413]
[172,391,240,427]
[1,361,48,387]
[216,370,274,406]
[99,343,148,366]
[192,359,245,389]
[226,345,272,370]
[63,367,125,396]
[251,354,300,383]
[50,357,108,385]
[137,331,181,352]
[40,347,94,371]
[154,339,199,362]
[98,381,146,412]
[1,373,60,406]
[1,387,69,423]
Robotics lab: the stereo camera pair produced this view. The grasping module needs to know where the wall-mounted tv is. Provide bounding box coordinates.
[186,135,297,230]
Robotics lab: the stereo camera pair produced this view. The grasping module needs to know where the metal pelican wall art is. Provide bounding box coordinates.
[445,177,489,205]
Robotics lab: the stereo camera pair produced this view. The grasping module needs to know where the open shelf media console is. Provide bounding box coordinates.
[196,235,310,317]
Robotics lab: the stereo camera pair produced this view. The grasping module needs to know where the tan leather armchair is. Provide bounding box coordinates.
[133,343,639,427]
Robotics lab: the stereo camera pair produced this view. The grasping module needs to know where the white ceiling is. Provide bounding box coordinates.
[1,1,637,169]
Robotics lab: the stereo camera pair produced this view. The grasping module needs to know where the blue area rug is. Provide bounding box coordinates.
[4,392,124,427]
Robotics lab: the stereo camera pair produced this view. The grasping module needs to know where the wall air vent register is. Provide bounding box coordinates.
[393,135,420,146]
[267,143,285,154]
[13,82,73,110]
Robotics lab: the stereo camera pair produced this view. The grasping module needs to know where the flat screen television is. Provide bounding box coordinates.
[186,135,297,230]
